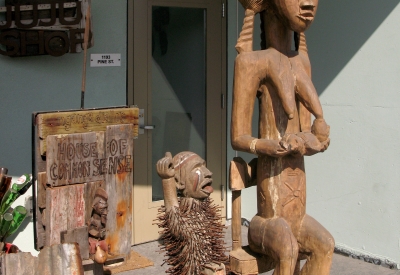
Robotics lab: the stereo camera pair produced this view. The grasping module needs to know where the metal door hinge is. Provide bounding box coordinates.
[222,3,225,18]
[221,184,225,201]
[221,94,225,109]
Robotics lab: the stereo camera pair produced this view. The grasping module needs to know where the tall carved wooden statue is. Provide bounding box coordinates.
[231,0,334,274]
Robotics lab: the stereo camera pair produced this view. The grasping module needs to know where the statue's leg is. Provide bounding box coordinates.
[297,214,335,275]
[248,215,298,275]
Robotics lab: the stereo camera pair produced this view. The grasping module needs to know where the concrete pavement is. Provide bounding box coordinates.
[115,225,399,275]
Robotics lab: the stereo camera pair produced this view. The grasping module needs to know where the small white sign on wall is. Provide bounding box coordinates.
[90,54,121,67]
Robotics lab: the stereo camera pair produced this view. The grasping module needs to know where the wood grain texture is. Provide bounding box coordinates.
[45,184,86,246]
[37,172,47,208]
[61,226,89,260]
[38,243,84,275]
[46,132,105,186]
[104,124,133,257]
[0,243,83,275]
[230,1,334,273]
[37,107,139,155]
[0,252,38,275]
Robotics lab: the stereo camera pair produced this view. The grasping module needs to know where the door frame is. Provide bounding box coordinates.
[127,0,227,245]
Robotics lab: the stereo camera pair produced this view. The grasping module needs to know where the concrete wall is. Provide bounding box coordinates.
[227,0,400,266]
[0,0,127,253]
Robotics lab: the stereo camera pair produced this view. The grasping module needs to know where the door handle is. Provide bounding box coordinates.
[140,125,155,130]
[138,109,155,134]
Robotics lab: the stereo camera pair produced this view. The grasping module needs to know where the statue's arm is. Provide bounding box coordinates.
[157,152,179,211]
[231,53,289,158]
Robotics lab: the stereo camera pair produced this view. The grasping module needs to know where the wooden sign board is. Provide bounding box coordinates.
[33,106,137,255]
[37,107,139,156]
[46,132,105,186]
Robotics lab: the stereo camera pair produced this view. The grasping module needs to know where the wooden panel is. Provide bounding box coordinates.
[0,244,84,275]
[61,226,89,260]
[37,172,47,208]
[105,124,133,257]
[45,184,86,246]
[0,252,38,275]
[46,132,105,186]
[37,107,139,155]
[38,243,84,275]
[229,246,274,275]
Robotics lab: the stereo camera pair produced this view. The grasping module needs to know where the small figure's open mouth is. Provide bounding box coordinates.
[297,13,314,22]
[201,179,213,194]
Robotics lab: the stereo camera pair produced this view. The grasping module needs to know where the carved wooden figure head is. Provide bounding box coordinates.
[92,188,108,225]
[271,0,319,32]
[172,152,213,200]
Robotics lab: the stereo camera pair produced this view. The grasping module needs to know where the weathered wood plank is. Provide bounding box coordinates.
[37,172,47,208]
[37,107,139,155]
[105,124,134,257]
[46,184,86,246]
[0,244,84,275]
[61,226,89,260]
[38,243,84,275]
[46,132,105,186]
[0,252,38,275]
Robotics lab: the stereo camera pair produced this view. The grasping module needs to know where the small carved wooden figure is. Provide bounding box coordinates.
[88,187,109,263]
[156,152,227,275]
[231,0,335,274]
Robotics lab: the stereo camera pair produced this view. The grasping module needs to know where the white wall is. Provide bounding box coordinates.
[6,176,38,256]
[227,0,400,266]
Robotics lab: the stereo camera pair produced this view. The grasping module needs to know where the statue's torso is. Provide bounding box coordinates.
[256,53,308,234]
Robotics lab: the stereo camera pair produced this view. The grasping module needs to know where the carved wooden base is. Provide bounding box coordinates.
[201,263,226,275]
[229,246,274,275]
[230,246,306,275]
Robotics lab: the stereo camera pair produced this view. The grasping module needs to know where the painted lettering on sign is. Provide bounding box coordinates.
[46,132,133,187]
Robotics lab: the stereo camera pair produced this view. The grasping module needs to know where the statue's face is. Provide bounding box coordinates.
[181,155,213,200]
[94,200,108,224]
[272,0,318,33]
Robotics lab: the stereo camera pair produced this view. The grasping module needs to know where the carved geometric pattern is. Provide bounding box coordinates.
[282,177,305,207]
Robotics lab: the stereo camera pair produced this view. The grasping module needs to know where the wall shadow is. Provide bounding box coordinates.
[307,0,399,95]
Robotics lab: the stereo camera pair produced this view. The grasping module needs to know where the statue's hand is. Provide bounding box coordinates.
[296,132,330,156]
[156,152,175,179]
[280,134,306,156]
[256,139,290,158]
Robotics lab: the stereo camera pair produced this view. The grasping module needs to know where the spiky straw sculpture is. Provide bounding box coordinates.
[155,152,227,275]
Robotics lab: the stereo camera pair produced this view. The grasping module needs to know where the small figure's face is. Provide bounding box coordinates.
[272,0,318,33]
[181,155,213,200]
[94,200,108,224]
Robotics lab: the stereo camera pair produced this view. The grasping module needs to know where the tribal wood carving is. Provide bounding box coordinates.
[88,187,108,264]
[231,0,335,274]
[156,152,227,275]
